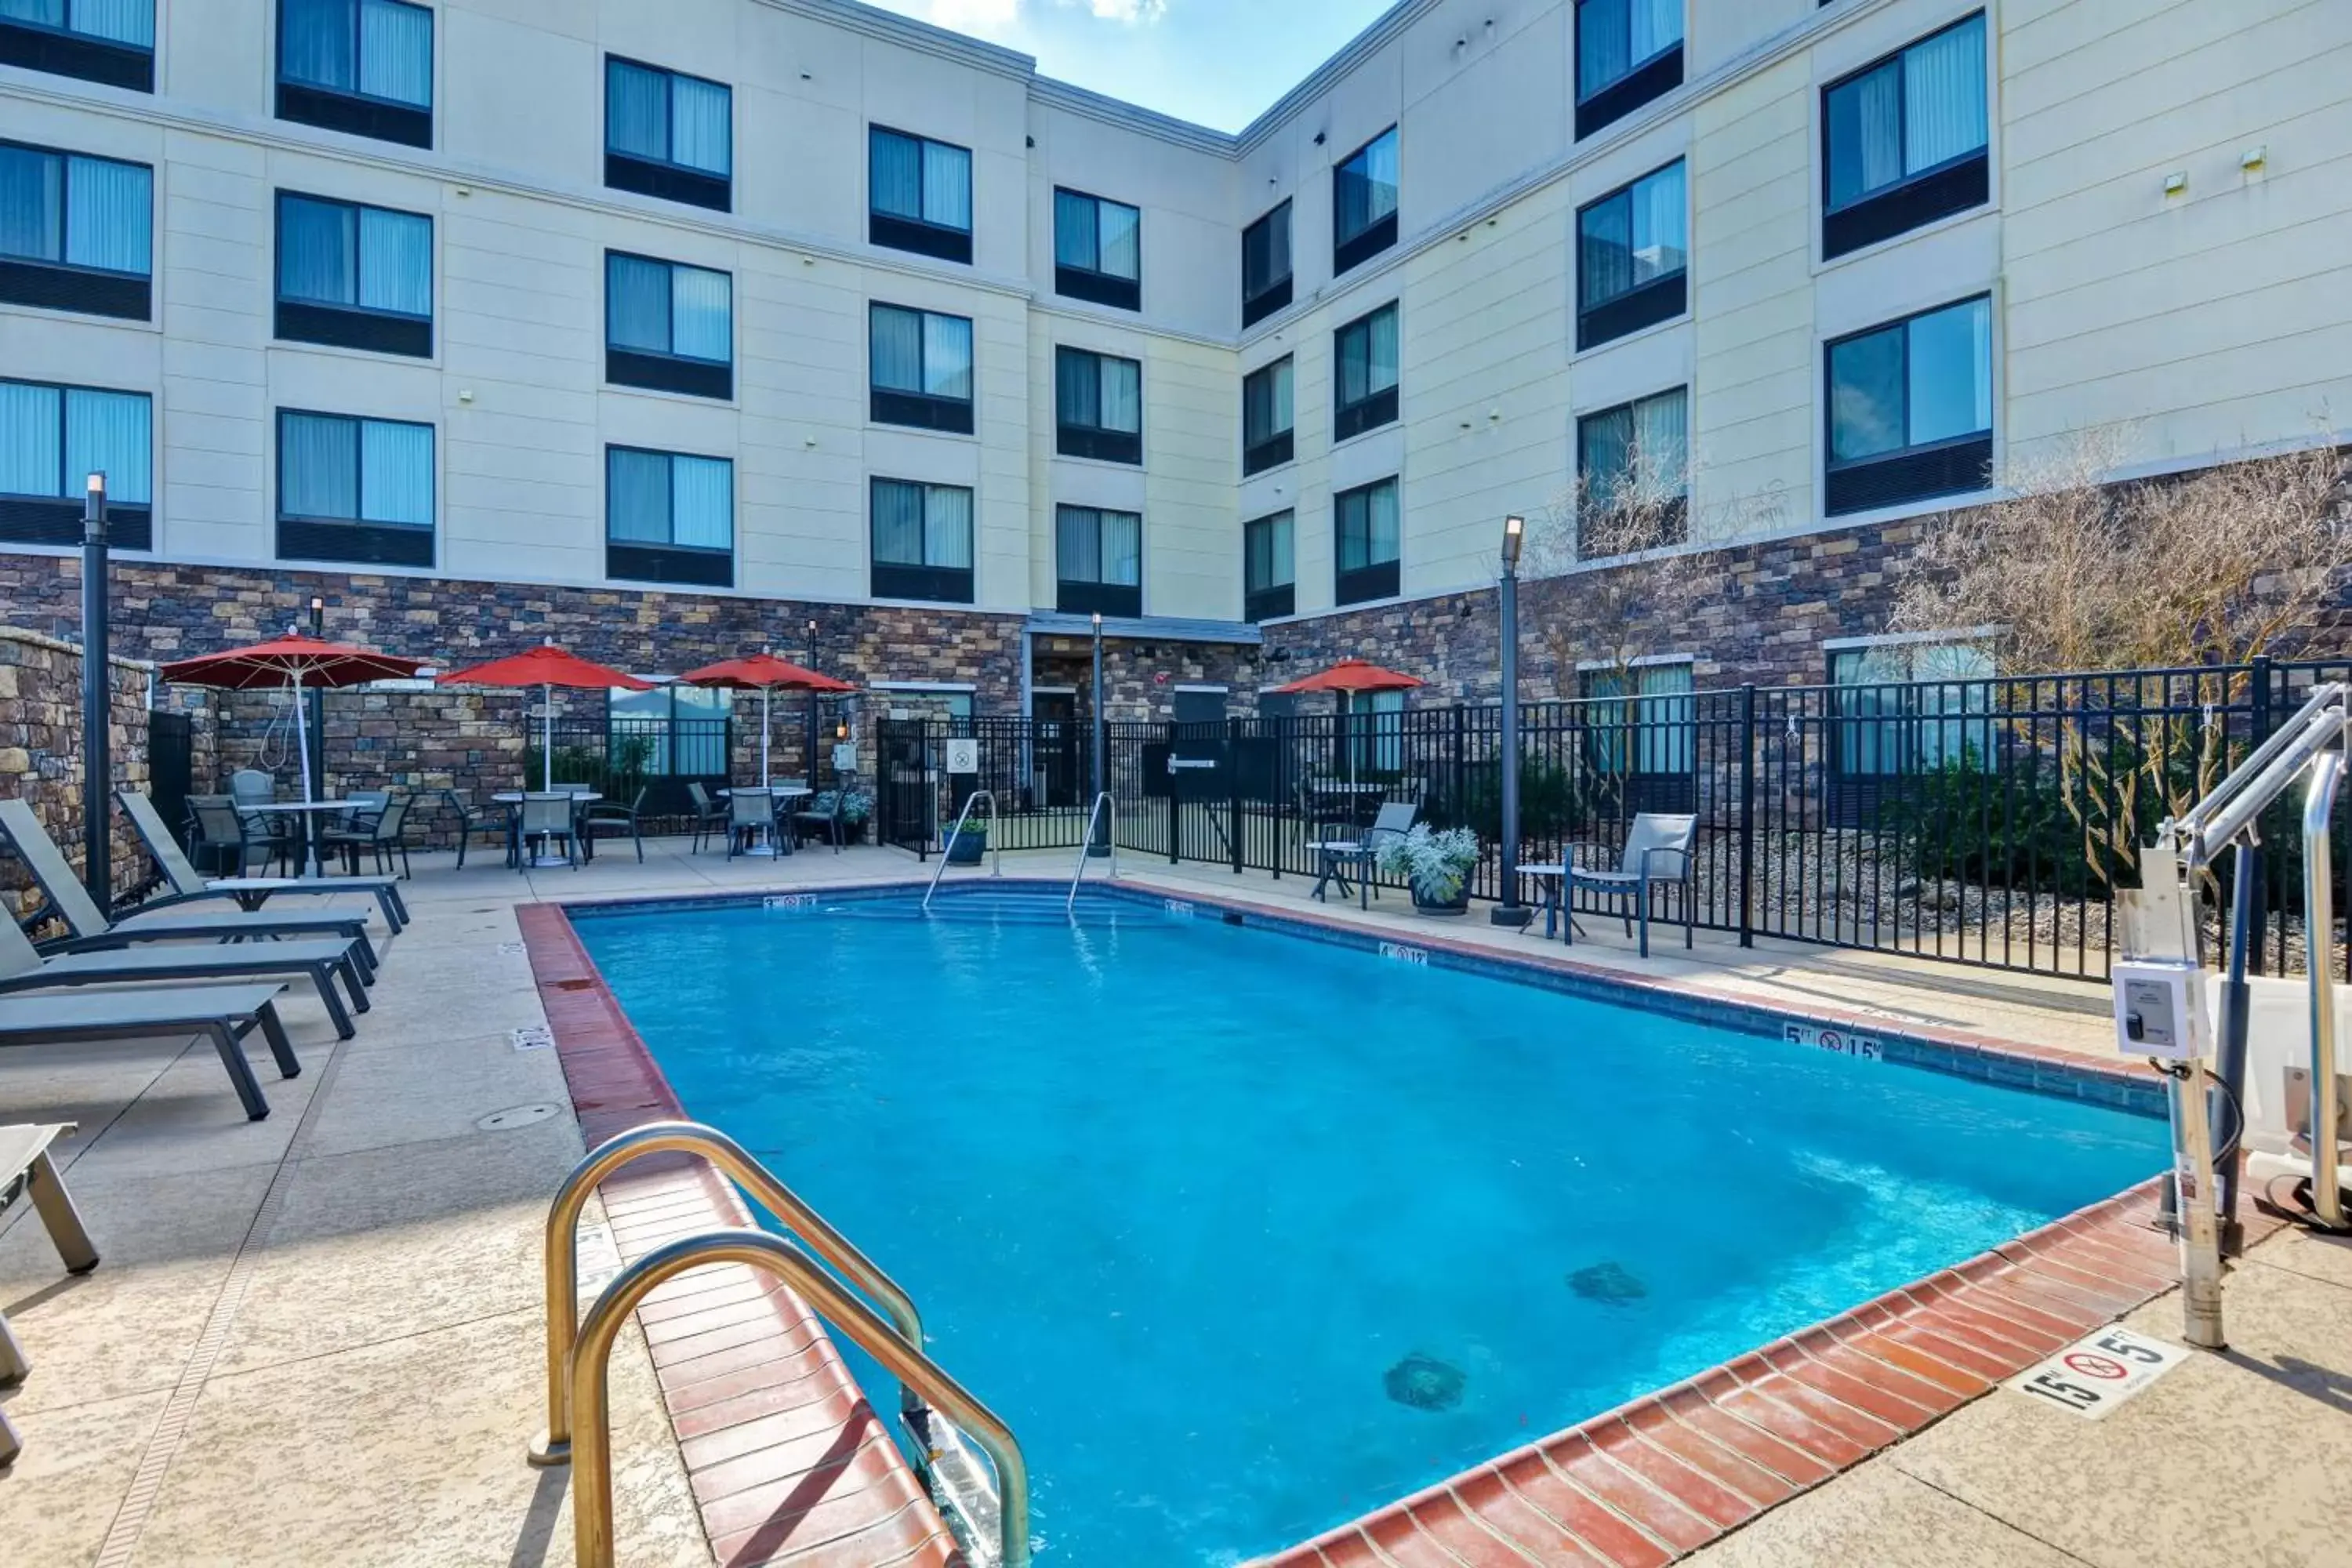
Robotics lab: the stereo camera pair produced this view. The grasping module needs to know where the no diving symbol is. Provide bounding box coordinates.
[1819,1030,1842,1053]
[2063,1352,2128,1381]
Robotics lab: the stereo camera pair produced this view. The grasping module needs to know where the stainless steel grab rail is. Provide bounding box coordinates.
[529,1120,926,1466]
[2304,751,2347,1230]
[1068,792,1117,914]
[924,788,1000,912]
[567,1228,1031,1568]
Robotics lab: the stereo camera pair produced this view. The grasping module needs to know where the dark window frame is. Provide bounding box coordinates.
[1823,294,1995,517]
[1333,303,1400,442]
[867,302,975,434]
[274,0,434,148]
[273,190,434,358]
[1334,476,1401,606]
[1575,160,1687,351]
[1242,356,1294,476]
[1241,199,1293,328]
[604,54,732,213]
[0,375,153,549]
[274,406,436,568]
[1053,186,1142,311]
[1820,12,1991,260]
[1054,344,1144,465]
[1054,503,1143,618]
[0,139,152,321]
[604,249,733,401]
[1243,508,1294,622]
[869,475,976,604]
[1331,126,1399,277]
[1573,0,1685,140]
[1575,387,1690,557]
[603,442,735,587]
[868,125,975,264]
[0,2,154,92]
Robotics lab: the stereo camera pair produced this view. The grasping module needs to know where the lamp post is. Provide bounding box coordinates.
[80,471,111,913]
[804,617,820,785]
[1089,611,1109,855]
[306,596,326,805]
[1492,514,1531,927]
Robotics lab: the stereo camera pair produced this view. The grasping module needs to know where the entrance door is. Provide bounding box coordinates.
[1032,691,1080,808]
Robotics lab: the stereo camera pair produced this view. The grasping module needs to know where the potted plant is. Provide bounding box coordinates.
[945,818,987,864]
[1377,823,1479,916]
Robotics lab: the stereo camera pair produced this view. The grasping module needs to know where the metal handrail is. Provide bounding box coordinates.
[924,788,1000,911]
[528,1121,926,1467]
[2167,681,2347,868]
[1068,791,1117,914]
[2303,752,2347,1229]
[567,1228,1030,1568]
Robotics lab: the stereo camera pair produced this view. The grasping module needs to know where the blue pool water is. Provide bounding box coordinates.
[575,891,2167,1566]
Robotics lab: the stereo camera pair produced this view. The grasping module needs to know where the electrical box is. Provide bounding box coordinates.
[2112,960,2212,1062]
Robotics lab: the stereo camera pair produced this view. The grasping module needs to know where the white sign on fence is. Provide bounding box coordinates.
[2007,1326,2187,1418]
[946,738,980,774]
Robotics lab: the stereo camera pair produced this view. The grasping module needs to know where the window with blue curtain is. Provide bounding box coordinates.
[1823,14,1988,257]
[1831,640,1994,775]
[604,446,731,550]
[605,57,731,211]
[1334,303,1399,440]
[1336,477,1400,572]
[1576,159,1686,349]
[1243,356,1293,475]
[278,411,431,526]
[1054,187,1141,310]
[0,378,151,546]
[275,0,430,146]
[1243,510,1294,620]
[1054,346,1142,463]
[870,477,975,602]
[1826,294,1994,514]
[868,303,974,433]
[274,192,430,354]
[1332,127,1398,273]
[0,141,151,319]
[869,127,973,262]
[1582,662,1694,775]
[1574,0,1682,136]
[1056,506,1142,585]
[1241,200,1291,325]
[603,251,732,398]
[0,0,154,91]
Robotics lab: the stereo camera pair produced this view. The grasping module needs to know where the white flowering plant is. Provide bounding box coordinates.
[1375,822,1481,904]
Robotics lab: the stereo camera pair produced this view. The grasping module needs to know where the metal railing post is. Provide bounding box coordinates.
[2249,655,2272,975]
[1228,717,1244,875]
[1737,684,1756,949]
[2304,751,2346,1230]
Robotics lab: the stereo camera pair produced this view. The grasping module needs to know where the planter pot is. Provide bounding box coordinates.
[1410,881,1471,916]
[945,827,987,865]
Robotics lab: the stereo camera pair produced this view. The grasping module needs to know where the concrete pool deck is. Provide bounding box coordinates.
[0,837,2345,1567]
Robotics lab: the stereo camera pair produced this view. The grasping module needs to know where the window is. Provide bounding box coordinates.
[1577,387,1688,556]
[1826,294,1992,515]
[0,0,152,91]
[1332,128,1399,276]
[605,56,731,212]
[1346,689,1405,775]
[609,684,731,778]
[1243,509,1294,622]
[869,126,972,264]
[606,445,733,587]
[1055,505,1142,617]
[1577,160,1685,350]
[870,477,975,603]
[869,303,974,434]
[1055,346,1142,464]
[1054,188,1140,311]
[1241,200,1291,328]
[1334,476,1399,605]
[1242,357,1294,475]
[277,409,433,567]
[1582,663,1694,777]
[0,141,151,319]
[1831,640,1993,779]
[275,192,432,357]
[0,379,151,548]
[1575,0,1682,139]
[1824,14,1989,260]
[1334,303,1399,441]
[277,0,432,147]
[607,252,731,399]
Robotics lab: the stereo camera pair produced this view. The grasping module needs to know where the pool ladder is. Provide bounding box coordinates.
[923,789,1001,912]
[1068,792,1118,913]
[530,1120,1031,1568]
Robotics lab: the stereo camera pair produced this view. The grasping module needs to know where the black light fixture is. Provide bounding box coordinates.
[79,470,111,912]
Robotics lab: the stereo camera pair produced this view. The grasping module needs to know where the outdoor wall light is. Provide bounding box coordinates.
[2163,170,2187,194]
[2241,146,2267,170]
[1501,513,1525,569]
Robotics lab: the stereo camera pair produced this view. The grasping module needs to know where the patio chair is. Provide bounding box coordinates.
[1562,811,1698,959]
[517,792,578,869]
[228,768,276,807]
[1308,800,1417,909]
[726,788,778,859]
[439,789,515,870]
[792,775,856,854]
[685,782,728,853]
[580,786,649,864]
[223,773,303,874]
[321,793,416,879]
[0,800,381,983]
[0,1120,100,1464]
[118,789,408,933]
[187,794,274,877]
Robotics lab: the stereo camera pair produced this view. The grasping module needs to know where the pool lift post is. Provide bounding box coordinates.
[2128,680,2352,1351]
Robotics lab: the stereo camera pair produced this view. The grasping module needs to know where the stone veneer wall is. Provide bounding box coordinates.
[0,626,172,917]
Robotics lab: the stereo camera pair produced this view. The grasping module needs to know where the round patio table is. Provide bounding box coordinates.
[492,791,602,869]
[235,798,364,880]
[716,787,813,858]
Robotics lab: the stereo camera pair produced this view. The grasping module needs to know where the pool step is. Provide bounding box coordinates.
[842,886,1136,924]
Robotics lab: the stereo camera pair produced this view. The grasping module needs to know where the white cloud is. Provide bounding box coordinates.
[1071,0,1168,20]
[911,0,1168,33]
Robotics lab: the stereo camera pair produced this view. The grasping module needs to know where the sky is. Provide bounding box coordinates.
[861,0,1399,133]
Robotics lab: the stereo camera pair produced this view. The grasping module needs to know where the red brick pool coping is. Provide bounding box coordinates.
[520,877,2274,1568]
[517,902,966,1568]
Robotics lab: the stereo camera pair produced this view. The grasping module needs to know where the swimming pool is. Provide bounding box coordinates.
[572,886,2168,1566]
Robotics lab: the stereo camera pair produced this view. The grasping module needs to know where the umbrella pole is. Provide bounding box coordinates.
[761,686,771,789]
[290,671,321,878]
[543,682,554,792]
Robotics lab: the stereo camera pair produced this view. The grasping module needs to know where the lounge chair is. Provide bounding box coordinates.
[1540,811,1698,959]
[118,789,408,933]
[0,800,381,983]
[0,942,300,1118]
[0,1121,101,1466]
[1307,800,1417,909]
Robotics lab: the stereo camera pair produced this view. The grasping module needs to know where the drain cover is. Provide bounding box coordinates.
[1567,1261,1648,1305]
[1384,1353,1465,1412]
[476,1103,562,1132]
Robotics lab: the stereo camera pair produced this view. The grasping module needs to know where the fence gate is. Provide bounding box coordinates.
[149,710,193,848]
[877,718,939,855]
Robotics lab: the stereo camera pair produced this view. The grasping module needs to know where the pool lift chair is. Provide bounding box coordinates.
[2122,679,2352,1355]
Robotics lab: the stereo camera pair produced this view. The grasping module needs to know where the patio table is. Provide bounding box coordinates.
[493,791,601,869]
[235,799,363,880]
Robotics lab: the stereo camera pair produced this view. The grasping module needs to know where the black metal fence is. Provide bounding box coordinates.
[542,717,732,835]
[879,657,2352,983]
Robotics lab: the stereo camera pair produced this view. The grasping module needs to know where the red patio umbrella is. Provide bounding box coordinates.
[437,641,655,793]
[161,633,426,811]
[1271,657,1425,791]
[675,651,854,788]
